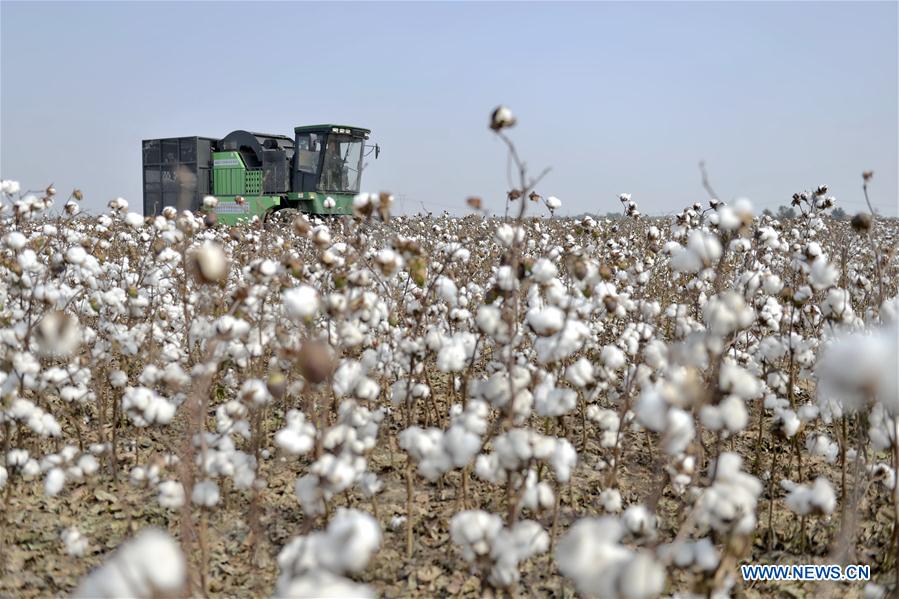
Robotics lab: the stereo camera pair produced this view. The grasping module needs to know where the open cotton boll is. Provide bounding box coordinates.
[545,196,562,211]
[533,375,577,417]
[276,571,374,599]
[599,488,623,513]
[622,504,657,539]
[3,230,27,250]
[73,528,185,599]
[275,410,316,455]
[191,479,220,507]
[555,517,638,599]
[670,230,722,273]
[806,434,839,463]
[565,357,594,388]
[785,477,836,516]
[277,508,380,590]
[694,452,762,535]
[283,285,320,321]
[617,551,667,599]
[45,467,66,496]
[526,306,565,336]
[157,480,185,509]
[450,510,504,562]
[122,386,175,427]
[124,212,144,229]
[436,332,476,373]
[61,527,89,557]
[531,258,558,283]
[817,325,898,416]
[719,363,762,400]
[661,408,694,455]
[601,345,626,371]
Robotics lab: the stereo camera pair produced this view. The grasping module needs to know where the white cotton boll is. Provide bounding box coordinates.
[545,196,562,211]
[476,304,504,338]
[550,438,577,482]
[78,454,99,476]
[786,477,836,515]
[670,230,722,273]
[191,479,220,507]
[565,358,594,388]
[715,395,748,433]
[719,363,762,400]
[436,333,474,373]
[74,528,185,598]
[622,504,656,539]
[451,510,504,562]
[817,326,898,416]
[202,195,218,209]
[4,231,27,250]
[808,257,838,290]
[276,571,374,598]
[806,434,838,464]
[323,509,382,573]
[534,319,589,364]
[555,517,631,598]
[600,345,626,370]
[275,410,315,455]
[662,408,694,455]
[618,552,667,599]
[158,480,185,509]
[495,224,524,247]
[0,466,7,489]
[125,212,144,229]
[634,388,668,432]
[599,488,623,513]
[109,370,128,388]
[534,376,577,417]
[531,258,558,283]
[1,180,21,194]
[62,527,89,557]
[190,242,228,283]
[23,459,41,478]
[8,449,29,467]
[777,409,801,438]
[527,306,565,336]
[45,467,66,496]
[66,245,87,265]
[435,276,458,306]
[284,286,320,320]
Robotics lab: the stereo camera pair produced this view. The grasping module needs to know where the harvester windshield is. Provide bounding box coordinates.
[320,135,364,193]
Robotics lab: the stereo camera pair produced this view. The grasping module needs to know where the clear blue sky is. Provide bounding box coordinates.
[2,1,896,216]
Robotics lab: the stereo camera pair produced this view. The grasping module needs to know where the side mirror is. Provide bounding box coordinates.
[375,144,380,159]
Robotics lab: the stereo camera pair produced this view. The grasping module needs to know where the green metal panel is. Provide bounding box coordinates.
[213,151,245,168]
[213,195,281,226]
[213,151,247,197]
[245,170,262,195]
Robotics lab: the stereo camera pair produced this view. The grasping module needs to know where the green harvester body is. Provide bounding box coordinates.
[142,124,376,224]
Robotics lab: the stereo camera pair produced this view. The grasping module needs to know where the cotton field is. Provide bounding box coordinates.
[0,165,897,597]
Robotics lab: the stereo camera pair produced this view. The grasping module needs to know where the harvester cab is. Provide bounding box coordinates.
[142,124,377,224]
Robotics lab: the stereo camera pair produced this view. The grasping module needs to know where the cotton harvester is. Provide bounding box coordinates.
[142,125,377,224]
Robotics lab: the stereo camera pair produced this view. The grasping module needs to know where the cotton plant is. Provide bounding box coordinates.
[1,154,898,598]
[275,508,380,597]
[555,516,666,599]
[73,528,185,598]
[450,510,549,588]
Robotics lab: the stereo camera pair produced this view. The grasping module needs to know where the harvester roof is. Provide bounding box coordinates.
[294,124,370,138]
